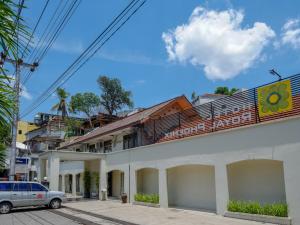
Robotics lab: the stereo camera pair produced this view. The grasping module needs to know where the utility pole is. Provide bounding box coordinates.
[0,53,38,181]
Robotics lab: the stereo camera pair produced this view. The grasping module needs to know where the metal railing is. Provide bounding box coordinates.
[146,73,300,144]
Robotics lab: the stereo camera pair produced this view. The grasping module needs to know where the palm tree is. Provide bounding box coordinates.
[1,0,29,168]
[51,88,70,118]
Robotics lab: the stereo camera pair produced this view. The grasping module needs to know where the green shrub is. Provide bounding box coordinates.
[228,200,288,217]
[134,193,159,204]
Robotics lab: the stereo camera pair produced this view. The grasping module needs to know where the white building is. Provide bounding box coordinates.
[39,77,300,224]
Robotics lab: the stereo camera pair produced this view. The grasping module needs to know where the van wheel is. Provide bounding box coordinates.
[49,199,61,209]
[0,202,12,214]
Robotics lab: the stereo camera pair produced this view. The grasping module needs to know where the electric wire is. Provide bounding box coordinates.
[21,0,146,118]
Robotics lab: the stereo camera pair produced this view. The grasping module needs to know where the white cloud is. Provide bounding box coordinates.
[97,51,163,66]
[8,76,32,100]
[20,85,32,100]
[281,18,300,49]
[135,79,146,84]
[52,41,84,54]
[162,6,275,80]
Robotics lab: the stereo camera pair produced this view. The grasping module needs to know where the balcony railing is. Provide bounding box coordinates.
[146,73,300,144]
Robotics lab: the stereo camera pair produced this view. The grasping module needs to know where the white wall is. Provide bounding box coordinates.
[60,161,84,174]
[227,160,286,204]
[104,117,300,224]
[167,165,216,211]
[136,168,158,194]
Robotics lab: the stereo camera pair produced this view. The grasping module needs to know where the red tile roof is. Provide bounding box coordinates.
[59,95,190,149]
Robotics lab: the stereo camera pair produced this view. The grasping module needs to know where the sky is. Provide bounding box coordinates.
[18,0,300,121]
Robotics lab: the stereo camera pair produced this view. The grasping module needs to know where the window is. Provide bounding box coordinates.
[104,140,112,153]
[18,130,22,135]
[0,183,12,191]
[13,183,30,191]
[88,144,96,152]
[31,183,48,192]
[123,133,138,150]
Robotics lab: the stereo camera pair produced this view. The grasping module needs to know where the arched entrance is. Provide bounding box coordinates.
[136,168,159,195]
[227,159,286,204]
[167,164,216,211]
[107,170,124,198]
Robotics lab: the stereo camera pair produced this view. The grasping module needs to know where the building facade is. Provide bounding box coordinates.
[40,75,300,224]
[17,121,39,143]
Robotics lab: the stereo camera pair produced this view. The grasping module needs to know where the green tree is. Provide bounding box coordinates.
[97,76,133,116]
[0,123,11,169]
[69,92,100,128]
[215,87,239,96]
[51,88,69,118]
[0,0,29,168]
[191,91,197,101]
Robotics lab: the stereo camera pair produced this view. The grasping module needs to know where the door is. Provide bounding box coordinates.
[29,183,48,206]
[107,172,112,197]
[11,183,30,207]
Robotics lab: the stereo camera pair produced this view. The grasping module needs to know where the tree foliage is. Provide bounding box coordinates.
[0,0,30,168]
[0,123,10,169]
[97,76,133,116]
[51,88,69,118]
[191,91,197,101]
[69,92,100,127]
[215,86,239,96]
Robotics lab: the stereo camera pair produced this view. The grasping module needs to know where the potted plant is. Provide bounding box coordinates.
[121,193,127,203]
[83,170,91,198]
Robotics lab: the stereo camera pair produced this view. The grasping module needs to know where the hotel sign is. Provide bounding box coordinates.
[164,103,253,139]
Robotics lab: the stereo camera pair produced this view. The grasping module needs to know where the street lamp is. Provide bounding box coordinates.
[269,69,282,81]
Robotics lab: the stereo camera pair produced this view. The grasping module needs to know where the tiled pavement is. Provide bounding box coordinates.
[62,200,275,225]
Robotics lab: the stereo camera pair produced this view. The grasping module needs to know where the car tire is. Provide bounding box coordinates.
[49,199,61,209]
[0,202,12,214]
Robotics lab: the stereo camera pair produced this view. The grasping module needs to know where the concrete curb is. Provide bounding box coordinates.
[224,211,291,225]
[133,201,160,208]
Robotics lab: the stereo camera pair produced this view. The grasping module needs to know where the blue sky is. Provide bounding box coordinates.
[19,0,300,121]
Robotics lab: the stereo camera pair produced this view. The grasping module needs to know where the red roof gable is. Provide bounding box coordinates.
[59,95,191,149]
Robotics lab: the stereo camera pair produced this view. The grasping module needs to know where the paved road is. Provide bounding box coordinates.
[0,207,128,225]
[0,207,82,225]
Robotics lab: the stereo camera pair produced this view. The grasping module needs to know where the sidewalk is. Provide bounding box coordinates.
[62,200,274,225]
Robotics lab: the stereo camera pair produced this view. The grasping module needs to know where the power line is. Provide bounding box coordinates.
[21,0,50,58]
[22,0,140,110]
[21,0,146,118]
[22,0,142,115]
[22,0,81,85]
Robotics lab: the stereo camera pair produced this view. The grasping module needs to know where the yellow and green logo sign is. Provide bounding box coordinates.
[257,79,293,117]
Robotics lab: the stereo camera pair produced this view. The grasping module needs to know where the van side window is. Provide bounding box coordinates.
[31,183,47,191]
[13,183,30,191]
[0,183,12,191]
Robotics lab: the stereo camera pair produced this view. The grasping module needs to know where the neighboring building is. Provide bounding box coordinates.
[4,142,32,181]
[39,75,300,224]
[16,121,39,143]
[81,112,120,131]
[192,93,226,106]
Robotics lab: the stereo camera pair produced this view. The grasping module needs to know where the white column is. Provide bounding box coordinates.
[130,167,137,203]
[38,159,46,182]
[61,174,65,193]
[215,163,229,215]
[72,174,76,196]
[159,168,168,208]
[123,166,129,198]
[100,159,107,200]
[283,155,300,225]
[48,153,60,191]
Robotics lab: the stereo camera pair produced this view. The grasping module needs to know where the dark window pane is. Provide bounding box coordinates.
[13,183,18,191]
[31,183,47,191]
[18,183,30,191]
[0,183,12,191]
